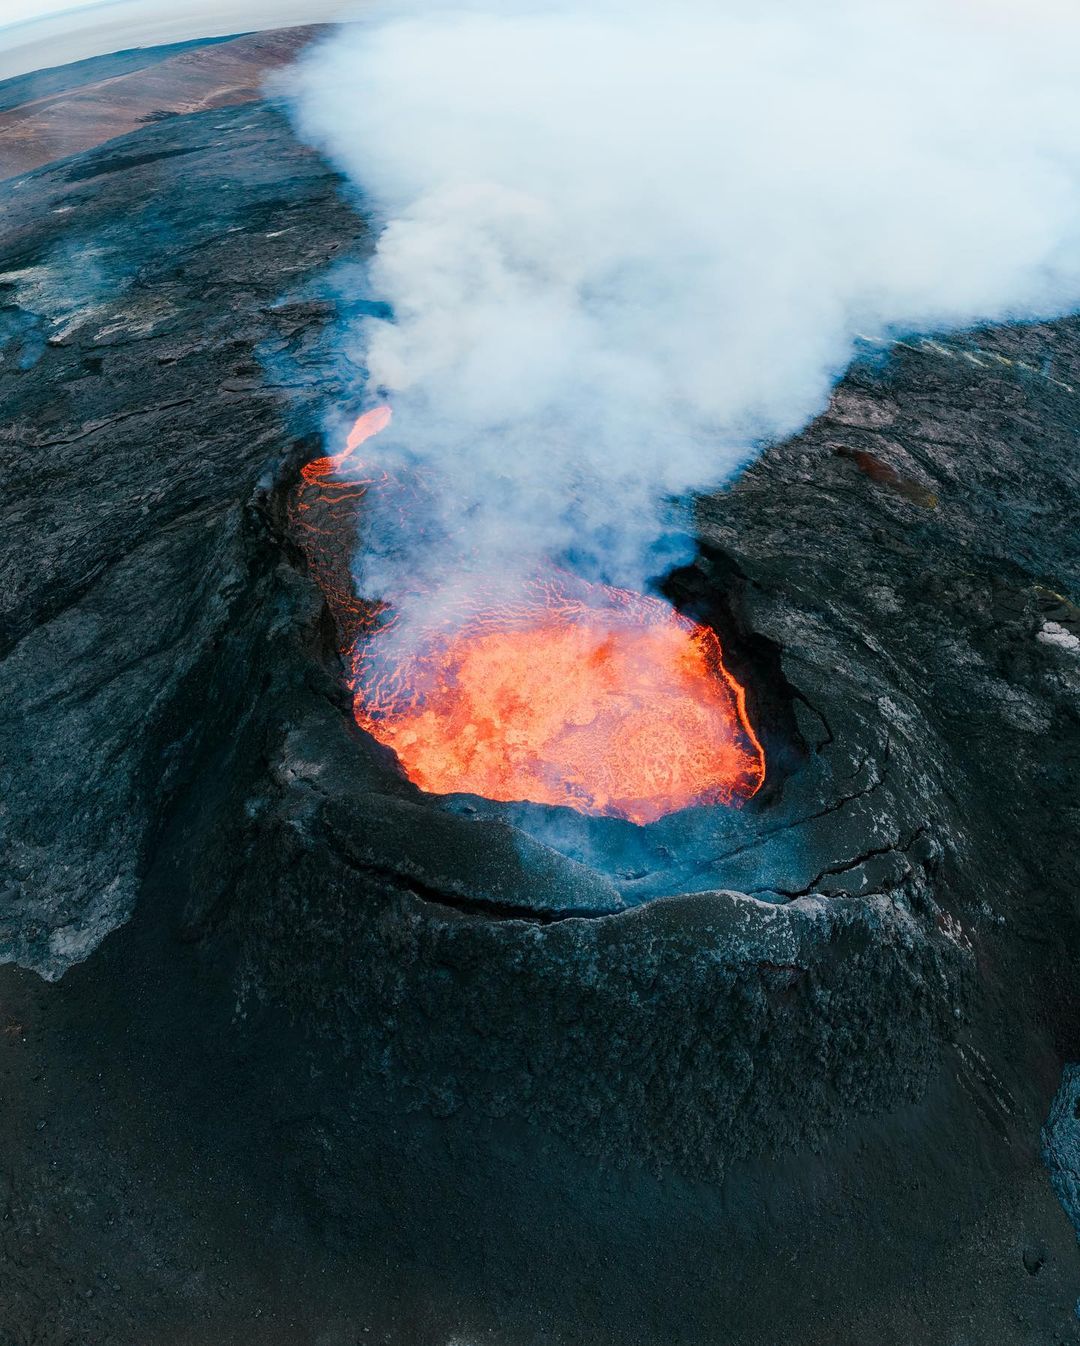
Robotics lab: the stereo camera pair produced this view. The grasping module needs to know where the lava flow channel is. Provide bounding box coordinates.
[291,408,766,825]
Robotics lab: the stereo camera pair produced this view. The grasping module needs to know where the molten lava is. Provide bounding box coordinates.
[290,408,766,825]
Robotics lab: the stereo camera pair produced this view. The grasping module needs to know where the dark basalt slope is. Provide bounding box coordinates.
[2,101,1080,1346]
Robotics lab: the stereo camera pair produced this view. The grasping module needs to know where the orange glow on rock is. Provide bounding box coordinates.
[291,409,766,825]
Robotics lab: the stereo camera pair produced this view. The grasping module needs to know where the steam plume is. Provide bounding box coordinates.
[288,0,1080,606]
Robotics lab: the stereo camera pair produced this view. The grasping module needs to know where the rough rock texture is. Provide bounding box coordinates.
[1045,1065,1080,1246]
[3,95,1080,1346]
[0,101,359,977]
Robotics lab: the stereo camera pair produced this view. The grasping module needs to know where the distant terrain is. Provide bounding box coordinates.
[0,26,322,178]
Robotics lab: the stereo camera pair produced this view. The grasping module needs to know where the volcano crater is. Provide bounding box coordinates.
[179,432,966,1181]
[4,91,1080,1345]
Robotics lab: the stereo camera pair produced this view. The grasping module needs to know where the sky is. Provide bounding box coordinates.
[0,0,333,27]
[2,0,99,22]
[3,0,1077,25]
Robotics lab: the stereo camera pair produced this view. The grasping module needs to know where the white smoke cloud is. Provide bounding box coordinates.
[288,0,1080,603]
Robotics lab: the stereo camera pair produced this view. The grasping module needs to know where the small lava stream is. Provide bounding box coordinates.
[291,408,765,825]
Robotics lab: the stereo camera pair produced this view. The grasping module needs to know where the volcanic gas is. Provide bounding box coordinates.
[290,409,765,825]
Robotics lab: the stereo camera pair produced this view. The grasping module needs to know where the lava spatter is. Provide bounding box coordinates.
[291,410,765,824]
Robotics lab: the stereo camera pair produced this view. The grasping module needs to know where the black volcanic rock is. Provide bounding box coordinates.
[0,103,360,977]
[2,95,1080,1346]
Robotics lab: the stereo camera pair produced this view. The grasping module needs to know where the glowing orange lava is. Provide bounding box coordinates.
[290,408,766,825]
[300,404,393,484]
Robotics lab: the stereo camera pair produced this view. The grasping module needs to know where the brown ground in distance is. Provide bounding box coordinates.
[0,26,324,179]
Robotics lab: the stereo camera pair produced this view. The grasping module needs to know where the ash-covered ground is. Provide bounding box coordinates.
[3,55,1080,1346]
